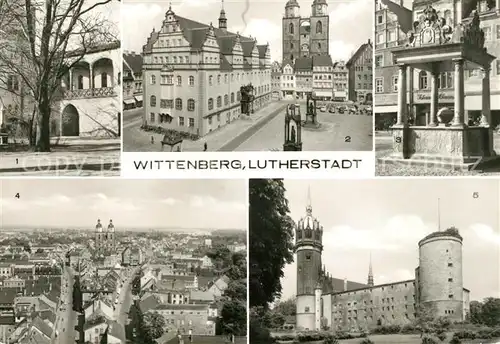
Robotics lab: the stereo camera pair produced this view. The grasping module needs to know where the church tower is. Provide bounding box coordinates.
[106,219,116,252]
[295,188,323,331]
[310,0,329,56]
[282,0,300,61]
[367,253,374,287]
[95,219,103,251]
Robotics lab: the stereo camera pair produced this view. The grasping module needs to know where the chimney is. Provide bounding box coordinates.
[368,38,371,45]
[343,278,347,291]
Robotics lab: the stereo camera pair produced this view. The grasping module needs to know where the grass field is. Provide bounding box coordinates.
[336,334,500,344]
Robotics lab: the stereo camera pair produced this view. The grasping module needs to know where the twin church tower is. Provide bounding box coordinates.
[282,0,330,61]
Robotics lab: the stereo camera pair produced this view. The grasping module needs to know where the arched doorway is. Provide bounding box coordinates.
[365,93,373,103]
[61,104,79,136]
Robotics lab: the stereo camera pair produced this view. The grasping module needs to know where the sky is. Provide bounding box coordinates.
[0,179,246,230]
[121,0,372,62]
[279,179,500,303]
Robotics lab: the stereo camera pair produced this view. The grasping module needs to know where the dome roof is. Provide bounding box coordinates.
[95,219,103,232]
[108,220,115,232]
[285,0,299,8]
[313,0,327,4]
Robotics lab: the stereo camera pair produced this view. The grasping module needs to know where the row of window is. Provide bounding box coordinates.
[150,73,270,87]
[150,113,195,128]
[288,21,323,34]
[375,71,454,93]
[150,96,195,111]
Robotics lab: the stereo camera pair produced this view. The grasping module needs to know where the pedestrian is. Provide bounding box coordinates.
[151,136,154,144]
[177,330,182,344]
[203,142,208,151]
[189,328,193,342]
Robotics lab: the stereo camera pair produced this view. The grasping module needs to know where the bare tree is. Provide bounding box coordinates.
[0,0,118,151]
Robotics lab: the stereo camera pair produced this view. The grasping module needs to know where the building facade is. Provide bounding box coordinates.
[295,57,314,100]
[281,60,296,99]
[312,55,334,100]
[282,0,329,60]
[123,51,143,109]
[295,195,470,332]
[346,40,373,103]
[152,303,215,335]
[56,41,121,138]
[271,61,283,100]
[332,61,348,101]
[374,0,500,127]
[142,4,272,137]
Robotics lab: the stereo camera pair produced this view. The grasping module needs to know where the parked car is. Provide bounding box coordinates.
[328,107,336,113]
[320,106,327,112]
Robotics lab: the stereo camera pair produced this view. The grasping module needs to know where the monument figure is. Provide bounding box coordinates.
[283,104,302,151]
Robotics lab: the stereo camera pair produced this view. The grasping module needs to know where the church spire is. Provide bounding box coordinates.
[306,186,312,214]
[368,252,374,287]
[218,0,227,30]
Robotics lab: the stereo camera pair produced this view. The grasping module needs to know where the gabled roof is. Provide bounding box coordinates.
[294,57,313,71]
[312,54,333,67]
[346,40,372,67]
[32,316,53,338]
[140,294,161,313]
[123,53,143,74]
[107,321,126,342]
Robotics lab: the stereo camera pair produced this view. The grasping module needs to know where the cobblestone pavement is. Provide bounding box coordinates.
[122,101,288,152]
[234,104,373,151]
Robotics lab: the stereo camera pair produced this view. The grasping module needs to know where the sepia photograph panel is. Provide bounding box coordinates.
[249,179,500,344]
[122,0,373,152]
[0,179,247,344]
[0,0,121,176]
[374,0,500,176]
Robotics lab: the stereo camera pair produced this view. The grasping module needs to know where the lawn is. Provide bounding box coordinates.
[336,334,500,344]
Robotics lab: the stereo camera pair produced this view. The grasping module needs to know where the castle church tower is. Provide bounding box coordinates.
[295,189,323,331]
[310,0,329,56]
[282,0,300,61]
[367,253,374,287]
[106,219,116,252]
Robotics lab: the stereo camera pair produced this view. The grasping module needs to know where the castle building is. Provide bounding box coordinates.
[295,194,471,332]
[282,0,329,61]
[95,219,116,254]
[141,3,272,137]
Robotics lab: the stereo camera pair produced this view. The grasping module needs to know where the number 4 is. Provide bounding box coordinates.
[15,193,20,199]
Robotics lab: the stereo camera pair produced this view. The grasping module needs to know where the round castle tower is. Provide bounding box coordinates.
[418,228,464,321]
[295,192,323,331]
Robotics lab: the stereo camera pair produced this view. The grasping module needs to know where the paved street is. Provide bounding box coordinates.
[122,101,373,151]
[234,103,373,151]
[53,267,77,344]
[0,140,121,176]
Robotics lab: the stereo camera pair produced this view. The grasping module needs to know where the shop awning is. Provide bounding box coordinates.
[123,99,135,105]
[134,95,143,102]
[314,91,332,97]
[334,91,347,98]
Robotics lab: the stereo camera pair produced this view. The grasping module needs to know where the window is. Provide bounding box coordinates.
[78,75,84,89]
[392,75,398,92]
[316,21,322,33]
[150,113,155,123]
[217,75,221,84]
[483,26,492,41]
[375,78,383,93]
[100,73,108,88]
[375,55,383,67]
[150,95,157,107]
[224,74,228,83]
[376,33,384,44]
[448,278,453,282]
[231,92,235,103]
[237,91,241,101]
[189,118,194,127]
[189,76,194,86]
[377,14,383,24]
[179,117,185,126]
[496,25,500,39]
[448,294,453,299]
[187,99,195,111]
[177,76,182,86]
[224,94,228,105]
[289,23,294,34]
[167,76,173,84]
[439,72,453,89]
[305,253,311,260]
[208,98,214,110]
[7,75,19,91]
[388,29,396,42]
[217,96,222,107]
[151,75,156,84]
[305,307,310,312]
[448,263,453,267]
[419,71,428,89]
[209,76,213,85]
[175,98,182,110]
